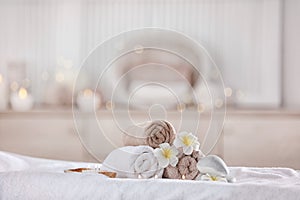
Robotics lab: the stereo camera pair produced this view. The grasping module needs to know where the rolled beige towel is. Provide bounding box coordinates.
[123,120,176,148]
[163,150,204,180]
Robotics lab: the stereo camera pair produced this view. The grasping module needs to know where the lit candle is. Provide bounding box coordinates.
[76,89,101,112]
[10,87,34,111]
[182,175,186,180]
[0,74,8,111]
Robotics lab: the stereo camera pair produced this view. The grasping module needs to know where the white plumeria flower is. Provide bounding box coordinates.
[153,143,179,168]
[199,174,228,182]
[174,132,200,155]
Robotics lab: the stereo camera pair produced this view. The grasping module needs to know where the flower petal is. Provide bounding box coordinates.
[169,156,178,167]
[193,142,200,151]
[183,146,193,155]
[159,143,170,149]
[154,150,164,160]
[173,138,183,148]
[153,148,162,157]
[200,174,211,181]
[178,131,188,137]
[170,145,179,156]
[158,157,169,168]
[190,134,197,140]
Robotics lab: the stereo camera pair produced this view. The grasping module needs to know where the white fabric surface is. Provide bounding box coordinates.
[0,151,299,200]
[0,151,98,173]
[101,146,163,179]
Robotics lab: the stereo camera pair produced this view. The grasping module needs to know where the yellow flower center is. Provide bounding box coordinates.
[162,148,172,159]
[210,176,218,181]
[182,136,192,146]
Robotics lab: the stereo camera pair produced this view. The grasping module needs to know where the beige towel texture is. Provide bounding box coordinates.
[123,120,176,148]
[163,149,205,180]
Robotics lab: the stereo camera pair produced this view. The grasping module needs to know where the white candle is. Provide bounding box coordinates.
[0,74,8,111]
[76,89,101,112]
[10,87,34,111]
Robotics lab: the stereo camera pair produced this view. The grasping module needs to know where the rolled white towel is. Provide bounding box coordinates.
[101,146,163,179]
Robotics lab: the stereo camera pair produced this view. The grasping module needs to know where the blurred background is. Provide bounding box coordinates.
[0,0,299,169]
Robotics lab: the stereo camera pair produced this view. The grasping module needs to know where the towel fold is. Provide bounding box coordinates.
[163,150,204,180]
[123,120,176,148]
[101,146,163,179]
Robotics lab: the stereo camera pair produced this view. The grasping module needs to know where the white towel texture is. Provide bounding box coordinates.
[0,151,300,200]
[101,146,163,179]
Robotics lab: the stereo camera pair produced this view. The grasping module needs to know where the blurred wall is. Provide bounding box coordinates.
[0,0,297,108]
[283,0,300,108]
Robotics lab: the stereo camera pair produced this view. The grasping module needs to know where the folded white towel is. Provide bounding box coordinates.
[101,146,163,179]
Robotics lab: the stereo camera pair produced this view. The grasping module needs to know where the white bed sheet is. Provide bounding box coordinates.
[0,151,299,200]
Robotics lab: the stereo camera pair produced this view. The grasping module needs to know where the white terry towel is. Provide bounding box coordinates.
[101,146,163,179]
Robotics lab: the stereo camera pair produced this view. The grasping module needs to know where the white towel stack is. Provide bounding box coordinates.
[101,146,163,178]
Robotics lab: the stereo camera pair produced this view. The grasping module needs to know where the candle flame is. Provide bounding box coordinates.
[83,89,93,97]
[18,87,28,99]
[182,175,186,180]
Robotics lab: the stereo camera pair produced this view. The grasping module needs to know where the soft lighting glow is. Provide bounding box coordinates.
[10,82,19,92]
[18,88,28,99]
[177,103,186,112]
[197,103,205,113]
[83,89,93,97]
[182,175,186,180]
[55,73,64,82]
[0,74,3,84]
[134,45,144,54]
[214,99,224,108]
[224,87,233,97]
[106,100,114,110]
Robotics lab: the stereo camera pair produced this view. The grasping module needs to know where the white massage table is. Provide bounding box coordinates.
[0,151,299,200]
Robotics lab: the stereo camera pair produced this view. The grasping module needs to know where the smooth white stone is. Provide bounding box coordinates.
[226,175,237,183]
[197,155,229,177]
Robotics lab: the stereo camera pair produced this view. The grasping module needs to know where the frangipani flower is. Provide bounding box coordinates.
[174,132,200,155]
[199,174,228,182]
[153,143,179,168]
